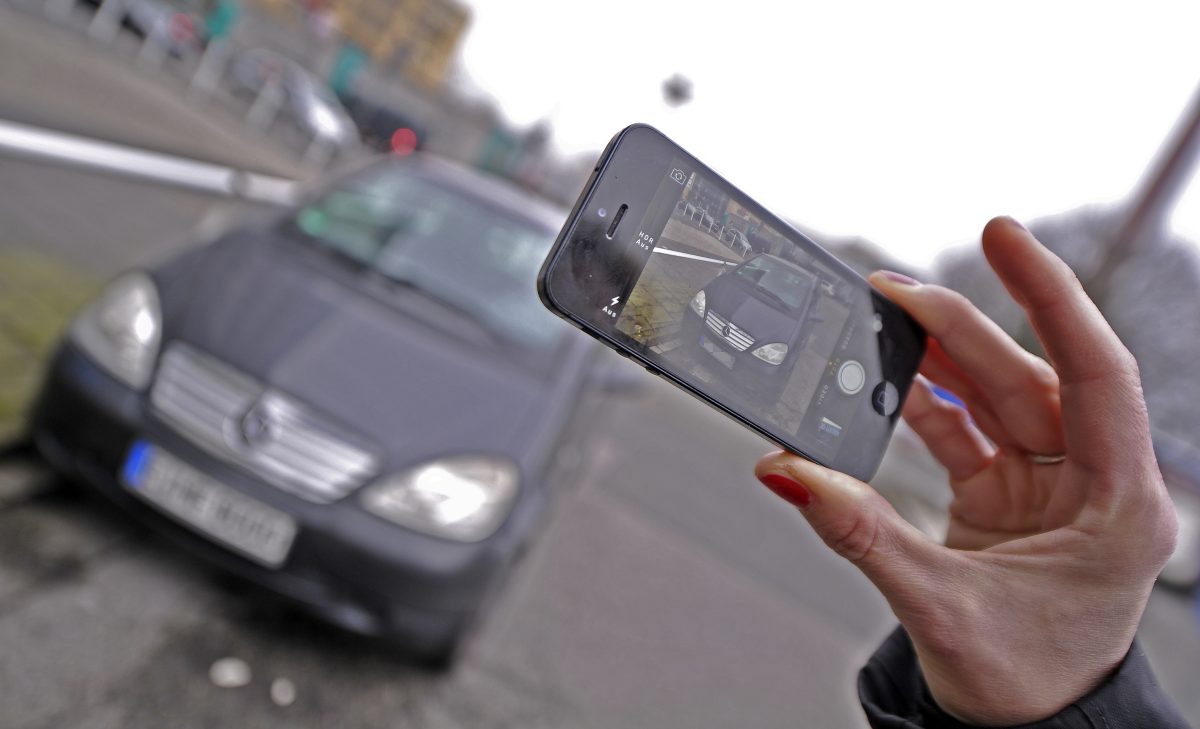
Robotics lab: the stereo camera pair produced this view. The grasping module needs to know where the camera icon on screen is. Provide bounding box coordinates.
[669,168,687,184]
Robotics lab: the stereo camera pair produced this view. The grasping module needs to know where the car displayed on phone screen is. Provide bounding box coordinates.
[31,156,603,666]
[680,253,820,398]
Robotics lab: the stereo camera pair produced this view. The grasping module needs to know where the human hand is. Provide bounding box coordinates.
[755,217,1178,725]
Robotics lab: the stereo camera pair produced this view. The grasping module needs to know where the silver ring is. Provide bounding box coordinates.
[1029,453,1067,465]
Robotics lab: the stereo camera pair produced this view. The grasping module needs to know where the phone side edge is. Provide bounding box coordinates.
[538,124,648,317]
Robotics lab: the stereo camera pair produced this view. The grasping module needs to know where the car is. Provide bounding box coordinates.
[30,156,605,665]
[721,227,752,257]
[680,253,821,400]
[228,49,360,150]
[339,91,426,155]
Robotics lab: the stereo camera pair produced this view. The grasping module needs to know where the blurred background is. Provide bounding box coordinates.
[1,0,1197,726]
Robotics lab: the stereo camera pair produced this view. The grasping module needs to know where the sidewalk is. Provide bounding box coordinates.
[0,4,308,179]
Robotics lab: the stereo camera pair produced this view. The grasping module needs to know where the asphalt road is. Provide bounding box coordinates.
[0,156,893,727]
[3,158,1199,729]
[0,12,1197,727]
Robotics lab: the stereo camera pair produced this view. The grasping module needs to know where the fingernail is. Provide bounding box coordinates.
[759,472,813,509]
[1003,216,1028,233]
[875,270,920,286]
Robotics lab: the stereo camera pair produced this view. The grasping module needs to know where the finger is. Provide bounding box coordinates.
[902,376,997,482]
[869,272,1065,457]
[918,339,1014,449]
[754,451,943,599]
[981,217,1151,473]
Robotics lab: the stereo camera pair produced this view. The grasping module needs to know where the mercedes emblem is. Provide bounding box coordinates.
[238,402,276,447]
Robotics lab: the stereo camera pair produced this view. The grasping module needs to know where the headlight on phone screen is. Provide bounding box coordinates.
[360,456,519,542]
[689,290,706,317]
[70,272,162,389]
[751,342,788,365]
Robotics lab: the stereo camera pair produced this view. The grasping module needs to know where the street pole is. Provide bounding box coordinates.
[1091,83,1200,297]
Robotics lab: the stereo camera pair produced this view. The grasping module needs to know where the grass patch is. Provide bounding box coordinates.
[0,250,99,443]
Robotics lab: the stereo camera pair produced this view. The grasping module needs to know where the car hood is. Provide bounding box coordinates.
[157,234,563,472]
[705,276,806,346]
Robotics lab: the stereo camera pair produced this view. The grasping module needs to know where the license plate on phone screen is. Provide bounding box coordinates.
[700,335,736,369]
[121,441,297,567]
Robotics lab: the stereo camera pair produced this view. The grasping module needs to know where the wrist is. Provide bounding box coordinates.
[913,635,1129,726]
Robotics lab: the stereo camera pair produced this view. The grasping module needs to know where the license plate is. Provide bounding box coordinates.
[700,336,736,368]
[121,441,297,568]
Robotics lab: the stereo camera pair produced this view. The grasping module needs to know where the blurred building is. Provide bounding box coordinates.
[256,0,468,88]
[685,175,729,220]
[253,0,588,203]
[334,0,467,88]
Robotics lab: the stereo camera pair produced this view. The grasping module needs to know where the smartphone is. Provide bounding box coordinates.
[538,125,925,481]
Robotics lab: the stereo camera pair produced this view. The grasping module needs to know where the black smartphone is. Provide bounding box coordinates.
[538,125,925,481]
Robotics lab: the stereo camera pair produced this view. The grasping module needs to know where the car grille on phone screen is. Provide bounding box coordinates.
[704,311,755,351]
[149,344,378,503]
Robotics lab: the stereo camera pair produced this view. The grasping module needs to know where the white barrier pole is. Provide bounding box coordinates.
[190,37,228,95]
[246,75,283,131]
[0,118,300,205]
[137,17,170,66]
[87,0,123,41]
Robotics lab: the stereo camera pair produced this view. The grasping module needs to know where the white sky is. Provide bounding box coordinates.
[456,1,1200,267]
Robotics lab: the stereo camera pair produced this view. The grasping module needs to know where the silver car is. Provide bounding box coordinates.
[229,49,360,150]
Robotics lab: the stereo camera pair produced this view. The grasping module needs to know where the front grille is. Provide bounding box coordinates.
[705,311,755,351]
[150,343,378,503]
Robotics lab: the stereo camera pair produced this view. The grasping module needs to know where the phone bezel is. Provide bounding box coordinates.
[538,124,925,481]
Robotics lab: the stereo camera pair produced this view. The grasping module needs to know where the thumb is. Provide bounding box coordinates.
[754,451,941,596]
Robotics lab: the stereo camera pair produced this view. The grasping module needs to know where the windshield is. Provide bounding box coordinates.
[732,256,815,312]
[288,166,563,349]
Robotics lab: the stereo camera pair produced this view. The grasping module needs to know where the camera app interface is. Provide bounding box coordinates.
[608,163,896,463]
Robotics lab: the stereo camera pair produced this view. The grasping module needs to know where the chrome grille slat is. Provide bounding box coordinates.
[154,380,242,427]
[258,403,375,463]
[704,311,755,352]
[157,371,254,413]
[259,430,375,476]
[150,343,378,503]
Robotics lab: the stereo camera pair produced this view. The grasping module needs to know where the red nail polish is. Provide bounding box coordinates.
[759,473,812,508]
[877,270,920,286]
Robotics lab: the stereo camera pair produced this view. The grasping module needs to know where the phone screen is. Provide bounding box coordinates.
[542,127,923,479]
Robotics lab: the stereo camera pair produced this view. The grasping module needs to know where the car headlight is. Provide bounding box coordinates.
[751,342,788,365]
[360,455,519,542]
[689,290,706,317]
[70,272,162,389]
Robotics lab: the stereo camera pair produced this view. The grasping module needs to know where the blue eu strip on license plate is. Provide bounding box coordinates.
[122,440,155,489]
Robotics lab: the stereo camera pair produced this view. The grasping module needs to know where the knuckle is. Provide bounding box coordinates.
[1147,497,1179,567]
[824,506,882,564]
[1061,261,1085,293]
[1025,355,1060,392]
[946,404,974,432]
[1120,349,1141,380]
[928,288,973,335]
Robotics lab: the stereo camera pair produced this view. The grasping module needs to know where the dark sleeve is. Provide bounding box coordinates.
[858,626,1192,729]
